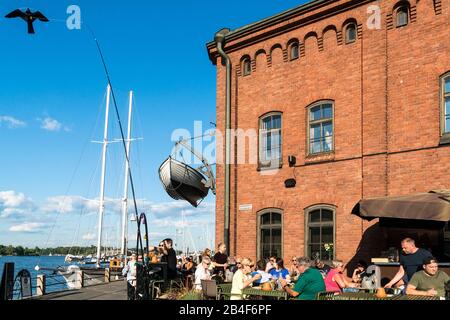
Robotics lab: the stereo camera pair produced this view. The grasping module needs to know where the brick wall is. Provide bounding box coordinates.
[211,0,450,267]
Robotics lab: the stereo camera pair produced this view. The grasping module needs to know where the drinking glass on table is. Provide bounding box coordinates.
[285,274,291,284]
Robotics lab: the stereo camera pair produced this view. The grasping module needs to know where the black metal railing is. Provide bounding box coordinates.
[9,269,125,300]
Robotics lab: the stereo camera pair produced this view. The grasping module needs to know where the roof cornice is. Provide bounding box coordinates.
[206,0,374,64]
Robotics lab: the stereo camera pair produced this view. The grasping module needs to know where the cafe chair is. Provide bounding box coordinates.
[201,279,219,300]
[316,291,338,300]
[365,265,381,288]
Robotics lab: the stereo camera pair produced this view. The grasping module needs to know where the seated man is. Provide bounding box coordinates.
[314,258,331,279]
[194,256,212,291]
[406,256,450,298]
[280,257,325,300]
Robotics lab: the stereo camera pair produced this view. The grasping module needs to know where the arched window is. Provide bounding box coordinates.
[290,43,299,60]
[305,206,335,261]
[441,72,450,139]
[307,101,334,154]
[259,112,282,168]
[242,58,251,76]
[345,24,357,43]
[396,6,409,27]
[258,209,282,260]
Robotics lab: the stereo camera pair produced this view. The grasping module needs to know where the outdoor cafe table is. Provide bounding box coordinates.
[242,287,289,300]
[332,292,441,301]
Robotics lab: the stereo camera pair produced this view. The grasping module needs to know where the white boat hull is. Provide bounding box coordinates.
[159,157,209,207]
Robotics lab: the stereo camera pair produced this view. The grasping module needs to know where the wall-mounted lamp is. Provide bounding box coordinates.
[284,178,296,188]
[288,155,296,167]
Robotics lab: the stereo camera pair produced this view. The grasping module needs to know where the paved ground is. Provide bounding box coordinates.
[32,279,127,300]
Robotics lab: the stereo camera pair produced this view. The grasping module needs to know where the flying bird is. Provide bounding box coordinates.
[5,8,49,34]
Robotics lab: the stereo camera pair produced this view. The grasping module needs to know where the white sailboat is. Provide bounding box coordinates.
[58,85,138,289]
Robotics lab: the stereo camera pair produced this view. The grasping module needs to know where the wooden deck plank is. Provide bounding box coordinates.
[31,279,127,300]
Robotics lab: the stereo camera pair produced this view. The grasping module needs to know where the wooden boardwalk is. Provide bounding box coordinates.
[31,279,127,300]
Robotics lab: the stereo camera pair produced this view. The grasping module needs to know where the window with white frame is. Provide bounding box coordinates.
[259,113,282,168]
[396,6,409,27]
[308,101,333,154]
[290,43,299,60]
[442,73,450,135]
[345,23,357,43]
[242,58,251,76]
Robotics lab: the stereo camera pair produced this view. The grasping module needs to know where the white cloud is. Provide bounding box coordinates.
[1,190,214,221]
[151,217,213,229]
[138,200,214,218]
[39,117,63,132]
[9,222,46,233]
[0,191,35,218]
[41,195,98,214]
[82,233,96,240]
[0,116,26,129]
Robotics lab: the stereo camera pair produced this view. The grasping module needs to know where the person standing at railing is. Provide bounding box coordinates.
[122,253,137,300]
[157,238,177,279]
[406,256,450,298]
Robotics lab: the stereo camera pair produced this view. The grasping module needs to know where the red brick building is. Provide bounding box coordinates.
[207,0,450,267]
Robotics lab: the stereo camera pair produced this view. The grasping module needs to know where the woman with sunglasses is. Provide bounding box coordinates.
[288,256,300,281]
[230,258,261,300]
[265,255,277,273]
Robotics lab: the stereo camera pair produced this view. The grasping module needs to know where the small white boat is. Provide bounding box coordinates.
[159,156,209,207]
[64,254,85,263]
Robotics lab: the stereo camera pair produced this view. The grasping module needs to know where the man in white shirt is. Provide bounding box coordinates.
[122,254,137,300]
[194,256,212,290]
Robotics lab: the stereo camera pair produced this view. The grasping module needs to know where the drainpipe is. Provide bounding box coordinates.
[214,28,231,255]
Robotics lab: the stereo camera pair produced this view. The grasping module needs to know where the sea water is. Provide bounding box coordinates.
[0,255,69,299]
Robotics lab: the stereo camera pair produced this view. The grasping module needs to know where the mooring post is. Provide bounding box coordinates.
[78,270,84,288]
[104,268,110,283]
[37,274,46,296]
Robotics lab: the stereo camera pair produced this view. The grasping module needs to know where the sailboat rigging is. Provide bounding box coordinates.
[54,85,141,288]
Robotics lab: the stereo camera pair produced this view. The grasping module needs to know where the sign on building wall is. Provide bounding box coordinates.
[239,204,253,211]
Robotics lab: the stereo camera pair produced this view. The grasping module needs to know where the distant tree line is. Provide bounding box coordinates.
[0,245,100,256]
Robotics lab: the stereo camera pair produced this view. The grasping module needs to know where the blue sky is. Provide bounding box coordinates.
[0,0,309,251]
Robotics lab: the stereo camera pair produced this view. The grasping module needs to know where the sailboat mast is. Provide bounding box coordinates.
[96,84,111,267]
[121,91,133,257]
